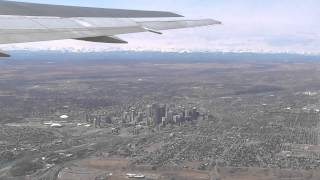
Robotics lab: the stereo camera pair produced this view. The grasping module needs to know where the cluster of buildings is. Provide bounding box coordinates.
[121,104,202,127]
[85,114,112,128]
[43,103,204,130]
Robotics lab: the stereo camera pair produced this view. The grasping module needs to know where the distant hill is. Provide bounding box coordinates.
[1,51,320,65]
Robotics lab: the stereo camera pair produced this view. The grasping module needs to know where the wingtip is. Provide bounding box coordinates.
[208,19,222,25]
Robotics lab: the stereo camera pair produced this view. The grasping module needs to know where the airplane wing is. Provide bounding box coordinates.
[0,1,221,56]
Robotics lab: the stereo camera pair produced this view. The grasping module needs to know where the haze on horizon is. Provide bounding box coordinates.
[1,0,319,54]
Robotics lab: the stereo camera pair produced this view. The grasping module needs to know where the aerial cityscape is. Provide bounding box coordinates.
[0,0,318,179]
[0,52,319,179]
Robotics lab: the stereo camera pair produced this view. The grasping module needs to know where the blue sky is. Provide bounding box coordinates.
[3,0,320,54]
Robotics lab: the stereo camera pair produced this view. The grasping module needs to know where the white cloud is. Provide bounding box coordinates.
[1,25,319,55]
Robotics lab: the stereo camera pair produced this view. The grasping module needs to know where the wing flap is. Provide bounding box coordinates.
[76,36,128,44]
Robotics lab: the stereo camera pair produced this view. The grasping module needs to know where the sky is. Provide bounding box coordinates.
[1,0,320,54]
